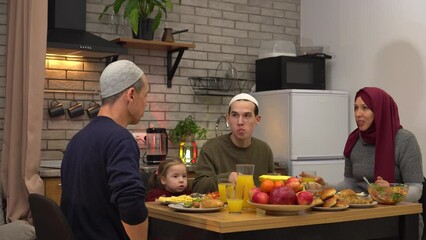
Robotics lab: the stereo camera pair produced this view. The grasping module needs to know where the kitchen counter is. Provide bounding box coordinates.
[146,202,421,239]
[39,160,287,177]
[38,162,197,178]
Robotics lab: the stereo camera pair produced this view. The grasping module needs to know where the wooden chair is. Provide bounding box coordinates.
[28,193,73,240]
[421,178,426,240]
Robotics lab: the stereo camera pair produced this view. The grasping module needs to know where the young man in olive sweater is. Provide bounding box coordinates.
[193,93,275,193]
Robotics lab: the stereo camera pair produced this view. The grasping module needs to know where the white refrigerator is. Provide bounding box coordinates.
[252,89,349,185]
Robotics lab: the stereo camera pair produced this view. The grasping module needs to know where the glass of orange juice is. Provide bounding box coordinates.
[236,164,255,209]
[301,170,317,183]
[218,178,232,203]
[226,184,243,213]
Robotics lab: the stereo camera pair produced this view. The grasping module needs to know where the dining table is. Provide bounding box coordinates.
[146,201,422,240]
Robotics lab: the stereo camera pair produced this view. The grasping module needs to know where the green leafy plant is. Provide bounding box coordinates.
[99,0,181,35]
[169,115,207,144]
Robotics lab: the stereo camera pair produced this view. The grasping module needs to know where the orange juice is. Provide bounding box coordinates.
[236,175,255,209]
[218,183,232,202]
[302,177,316,183]
[227,198,243,213]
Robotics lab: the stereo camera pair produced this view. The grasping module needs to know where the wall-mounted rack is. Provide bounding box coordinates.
[44,89,100,95]
[112,38,196,88]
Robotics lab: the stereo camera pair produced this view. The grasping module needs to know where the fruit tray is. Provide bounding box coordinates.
[248,201,314,215]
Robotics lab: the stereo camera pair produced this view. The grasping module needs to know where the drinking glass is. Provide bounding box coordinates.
[235,164,255,209]
[218,178,232,203]
[226,184,243,213]
[301,170,317,183]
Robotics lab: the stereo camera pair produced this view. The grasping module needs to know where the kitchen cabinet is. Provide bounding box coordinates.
[43,177,62,205]
[112,38,195,88]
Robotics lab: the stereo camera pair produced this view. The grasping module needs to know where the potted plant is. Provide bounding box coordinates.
[99,0,181,40]
[169,115,207,164]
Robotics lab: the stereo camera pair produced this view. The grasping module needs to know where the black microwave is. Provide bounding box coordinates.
[255,55,329,92]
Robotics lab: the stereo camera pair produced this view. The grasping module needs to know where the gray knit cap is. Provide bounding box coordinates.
[100,60,144,98]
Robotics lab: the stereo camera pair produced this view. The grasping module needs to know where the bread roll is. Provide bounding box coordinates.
[320,188,337,200]
[312,197,324,207]
[335,199,350,208]
[338,189,356,197]
[323,196,338,208]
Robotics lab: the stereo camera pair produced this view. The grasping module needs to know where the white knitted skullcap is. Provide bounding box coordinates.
[228,93,259,108]
[100,60,144,98]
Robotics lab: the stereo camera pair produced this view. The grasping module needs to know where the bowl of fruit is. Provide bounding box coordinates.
[367,183,408,205]
[248,177,315,215]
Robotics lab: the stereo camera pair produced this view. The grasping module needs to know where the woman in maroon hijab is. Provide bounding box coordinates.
[338,87,423,203]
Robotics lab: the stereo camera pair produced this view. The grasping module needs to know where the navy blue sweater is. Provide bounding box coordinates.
[61,116,148,240]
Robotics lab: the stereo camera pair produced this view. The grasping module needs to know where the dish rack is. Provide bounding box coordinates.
[189,62,250,96]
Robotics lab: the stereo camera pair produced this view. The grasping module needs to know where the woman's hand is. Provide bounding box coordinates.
[375,176,390,187]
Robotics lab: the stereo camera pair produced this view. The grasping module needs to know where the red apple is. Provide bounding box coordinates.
[249,187,262,201]
[269,186,296,205]
[285,177,301,184]
[252,192,270,204]
[296,191,314,205]
[286,181,303,193]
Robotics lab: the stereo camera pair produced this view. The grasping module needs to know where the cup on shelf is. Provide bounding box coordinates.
[86,100,100,118]
[68,100,85,118]
[48,99,65,118]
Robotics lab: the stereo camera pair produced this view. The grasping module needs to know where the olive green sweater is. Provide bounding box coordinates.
[193,134,275,193]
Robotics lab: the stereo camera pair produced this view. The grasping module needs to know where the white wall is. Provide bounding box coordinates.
[301,0,426,174]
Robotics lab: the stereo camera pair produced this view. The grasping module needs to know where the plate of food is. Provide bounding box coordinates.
[157,194,195,205]
[335,189,377,208]
[168,203,223,213]
[349,201,378,208]
[168,198,225,213]
[248,201,314,215]
[312,206,349,211]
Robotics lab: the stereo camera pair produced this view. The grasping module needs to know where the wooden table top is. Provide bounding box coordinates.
[146,202,422,233]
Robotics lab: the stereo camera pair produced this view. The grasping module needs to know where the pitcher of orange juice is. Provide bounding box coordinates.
[235,164,255,209]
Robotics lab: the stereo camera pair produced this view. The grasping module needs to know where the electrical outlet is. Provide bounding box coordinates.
[132,132,146,149]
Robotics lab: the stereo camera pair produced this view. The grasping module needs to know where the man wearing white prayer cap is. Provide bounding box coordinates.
[61,60,149,239]
[193,93,275,193]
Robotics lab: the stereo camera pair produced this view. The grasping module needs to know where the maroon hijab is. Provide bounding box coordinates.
[343,87,402,182]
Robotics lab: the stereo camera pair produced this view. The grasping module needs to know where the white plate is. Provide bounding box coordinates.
[168,203,222,213]
[349,201,378,208]
[248,201,314,215]
[312,206,349,211]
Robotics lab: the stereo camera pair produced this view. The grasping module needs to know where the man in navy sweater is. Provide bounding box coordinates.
[61,60,149,240]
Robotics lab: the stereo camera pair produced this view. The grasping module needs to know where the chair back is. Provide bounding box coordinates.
[29,193,73,240]
[421,179,426,240]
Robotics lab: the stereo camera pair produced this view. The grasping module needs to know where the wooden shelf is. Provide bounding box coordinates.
[113,38,195,88]
[112,38,195,51]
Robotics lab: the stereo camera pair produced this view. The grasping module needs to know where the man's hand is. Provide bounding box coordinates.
[228,172,238,184]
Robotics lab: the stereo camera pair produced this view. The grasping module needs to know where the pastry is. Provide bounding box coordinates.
[320,187,336,200]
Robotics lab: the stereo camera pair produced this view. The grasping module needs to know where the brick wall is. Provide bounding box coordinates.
[2,0,301,162]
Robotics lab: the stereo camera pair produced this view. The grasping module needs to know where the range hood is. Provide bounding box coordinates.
[47,0,127,58]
